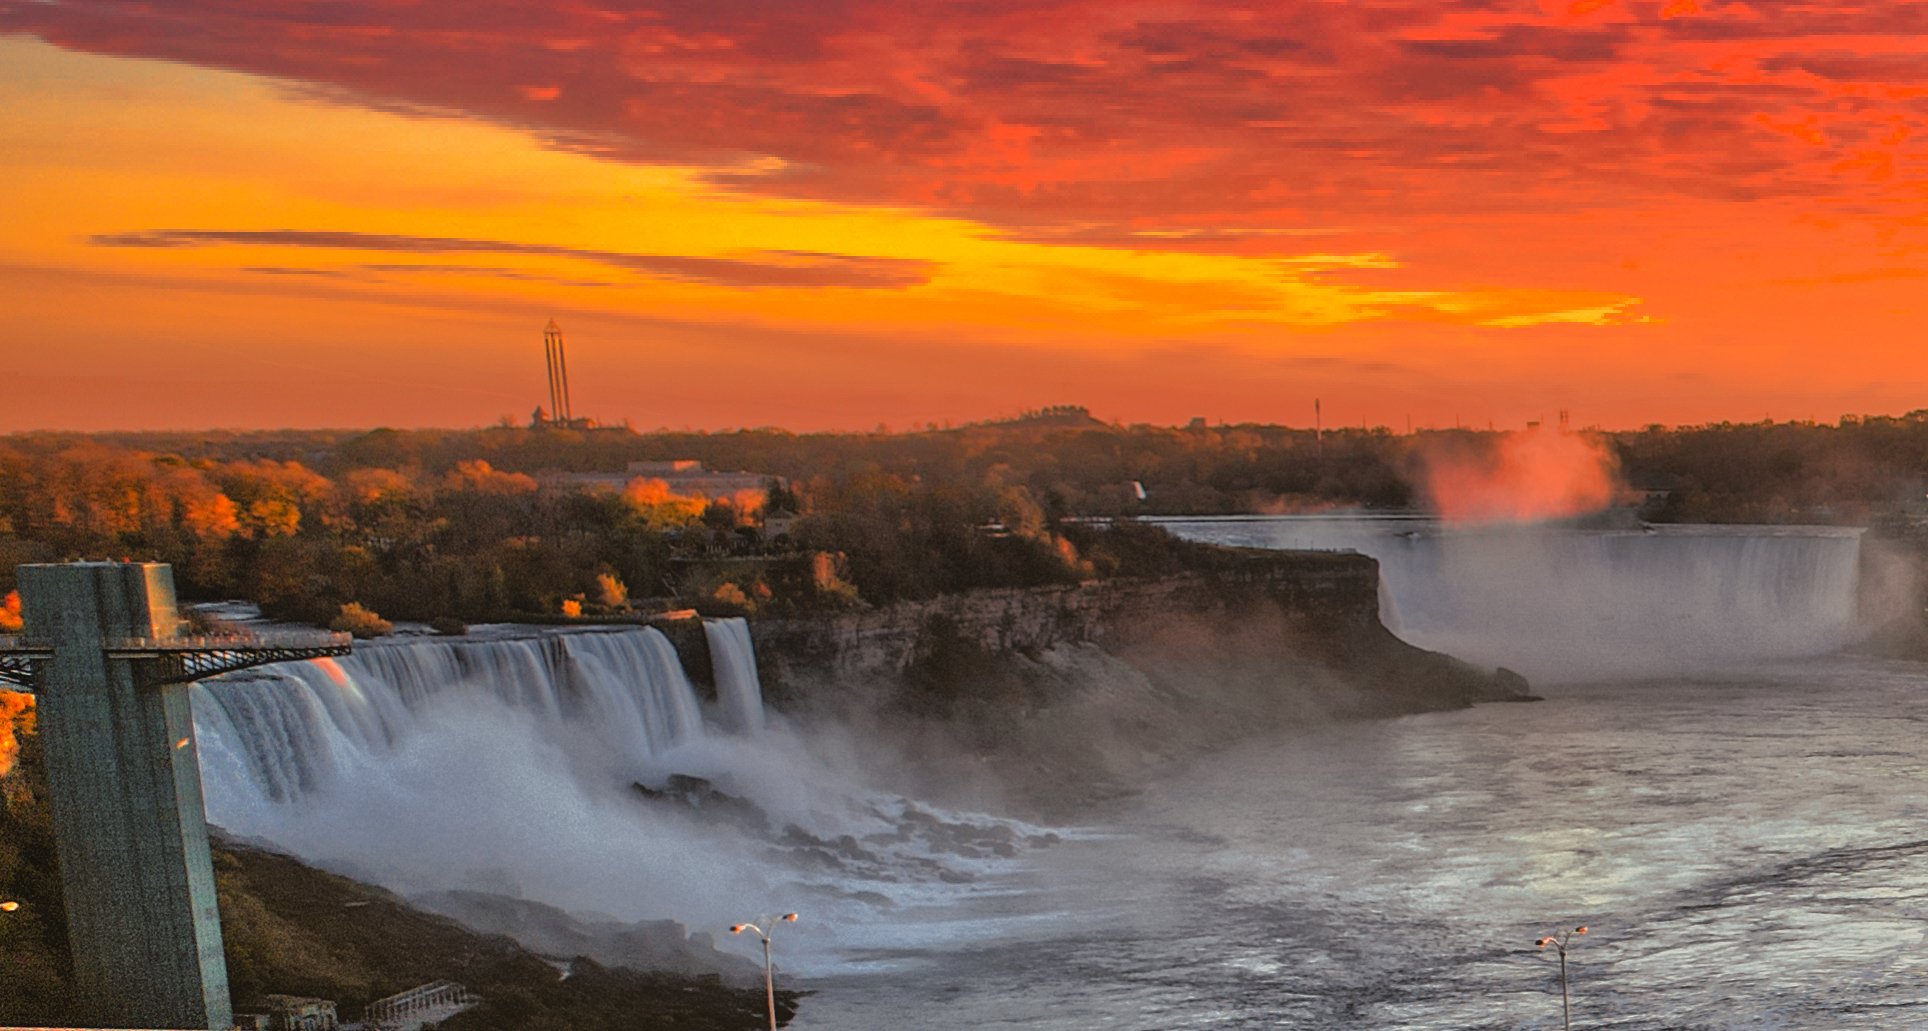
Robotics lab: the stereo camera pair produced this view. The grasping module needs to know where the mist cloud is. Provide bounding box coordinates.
[1415,429,1621,526]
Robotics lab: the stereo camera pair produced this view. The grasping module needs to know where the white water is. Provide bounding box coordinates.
[192,619,1051,970]
[706,617,766,735]
[195,628,705,804]
[1156,517,1867,682]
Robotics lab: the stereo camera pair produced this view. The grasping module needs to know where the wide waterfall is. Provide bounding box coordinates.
[189,620,784,936]
[1158,517,1869,681]
[194,625,716,804]
[189,616,1050,970]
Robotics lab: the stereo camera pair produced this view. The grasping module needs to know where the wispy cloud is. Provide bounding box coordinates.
[90,229,935,290]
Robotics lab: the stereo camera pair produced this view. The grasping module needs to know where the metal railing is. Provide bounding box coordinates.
[0,629,351,691]
[107,629,352,654]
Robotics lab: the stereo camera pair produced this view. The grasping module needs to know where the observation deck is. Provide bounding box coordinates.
[0,627,350,691]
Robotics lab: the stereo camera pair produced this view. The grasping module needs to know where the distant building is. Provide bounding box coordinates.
[542,460,773,501]
[624,461,768,495]
[1616,474,1680,516]
[763,511,802,542]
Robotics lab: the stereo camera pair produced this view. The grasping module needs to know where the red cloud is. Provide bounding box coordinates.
[7,1,1927,247]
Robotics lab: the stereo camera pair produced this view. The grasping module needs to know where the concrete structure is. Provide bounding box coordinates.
[0,563,349,1030]
[261,995,338,1031]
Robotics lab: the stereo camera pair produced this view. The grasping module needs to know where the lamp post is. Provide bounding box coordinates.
[730,912,797,1031]
[1534,925,1588,1031]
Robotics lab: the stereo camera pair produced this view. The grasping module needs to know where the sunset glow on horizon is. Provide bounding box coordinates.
[4,1,1927,432]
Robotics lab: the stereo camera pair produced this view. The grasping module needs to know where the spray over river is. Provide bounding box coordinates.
[191,519,1928,1028]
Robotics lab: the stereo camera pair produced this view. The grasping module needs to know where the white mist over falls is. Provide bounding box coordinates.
[190,522,1928,1029]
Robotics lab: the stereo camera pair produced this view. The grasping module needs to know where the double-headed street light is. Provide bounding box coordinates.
[730,912,798,1031]
[1535,924,1588,1031]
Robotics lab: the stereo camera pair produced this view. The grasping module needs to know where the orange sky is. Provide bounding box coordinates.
[3,1,1926,432]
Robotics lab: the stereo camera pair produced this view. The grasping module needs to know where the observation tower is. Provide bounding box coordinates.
[0,562,350,1029]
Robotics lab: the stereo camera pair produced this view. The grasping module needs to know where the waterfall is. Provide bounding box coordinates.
[704,617,765,735]
[193,626,713,804]
[184,618,1048,969]
[1372,527,1864,680]
[1157,517,1869,682]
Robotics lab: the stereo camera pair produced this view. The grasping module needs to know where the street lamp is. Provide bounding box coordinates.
[1534,925,1588,1031]
[730,912,797,1031]
[0,900,18,912]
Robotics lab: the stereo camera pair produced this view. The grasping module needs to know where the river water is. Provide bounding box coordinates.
[793,518,1928,1029]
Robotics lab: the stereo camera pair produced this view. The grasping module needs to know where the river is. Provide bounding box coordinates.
[793,518,1928,1029]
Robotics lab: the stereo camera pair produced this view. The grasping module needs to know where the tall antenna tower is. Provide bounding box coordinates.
[543,319,573,425]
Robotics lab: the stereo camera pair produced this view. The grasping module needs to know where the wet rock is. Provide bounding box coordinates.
[632,774,770,832]
[1492,666,1543,701]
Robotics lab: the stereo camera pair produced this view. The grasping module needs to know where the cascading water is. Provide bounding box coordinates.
[194,627,706,804]
[189,619,1052,973]
[1156,516,1869,681]
[704,617,765,735]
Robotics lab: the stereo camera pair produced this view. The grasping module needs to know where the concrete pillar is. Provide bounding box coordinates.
[18,562,232,1030]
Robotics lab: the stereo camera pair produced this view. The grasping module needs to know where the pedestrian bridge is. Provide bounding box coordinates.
[363,980,479,1031]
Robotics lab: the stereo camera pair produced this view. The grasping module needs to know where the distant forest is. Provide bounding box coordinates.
[2,408,1926,628]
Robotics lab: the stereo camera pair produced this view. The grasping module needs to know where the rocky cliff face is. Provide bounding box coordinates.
[683,549,1529,814]
[743,548,1520,710]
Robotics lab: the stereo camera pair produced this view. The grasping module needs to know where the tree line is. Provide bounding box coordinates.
[3,410,1926,628]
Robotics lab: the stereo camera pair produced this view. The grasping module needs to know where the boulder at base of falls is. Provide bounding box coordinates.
[632,774,771,832]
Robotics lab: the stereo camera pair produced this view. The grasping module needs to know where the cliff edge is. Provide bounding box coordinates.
[700,547,1529,814]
